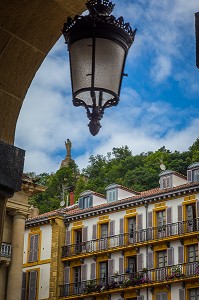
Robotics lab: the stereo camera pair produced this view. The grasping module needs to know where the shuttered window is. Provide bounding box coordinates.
[167,248,174,266]
[109,220,115,236]
[21,272,26,300]
[119,257,124,274]
[90,262,96,279]
[178,246,184,264]
[137,253,143,272]
[21,270,38,300]
[92,224,97,240]
[148,251,154,269]
[82,227,88,242]
[28,270,38,300]
[28,234,39,262]
[81,264,87,281]
[108,259,114,276]
[66,230,71,245]
[179,289,185,300]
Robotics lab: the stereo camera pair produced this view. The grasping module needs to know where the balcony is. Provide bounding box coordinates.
[0,243,12,264]
[59,261,199,298]
[62,218,199,258]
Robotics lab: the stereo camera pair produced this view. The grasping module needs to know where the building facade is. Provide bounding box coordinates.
[0,176,45,300]
[23,163,199,300]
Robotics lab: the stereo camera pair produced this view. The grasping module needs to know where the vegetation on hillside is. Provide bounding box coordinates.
[29,138,199,214]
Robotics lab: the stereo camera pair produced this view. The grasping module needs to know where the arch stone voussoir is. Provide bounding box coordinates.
[0,0,85,144]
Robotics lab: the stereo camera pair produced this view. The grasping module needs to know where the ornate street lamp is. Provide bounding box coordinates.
[62,0,136,135]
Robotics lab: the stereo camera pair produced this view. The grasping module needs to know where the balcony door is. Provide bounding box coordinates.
[156,210,166,238]
[156,250,167,281]
[189,288,199,300]
[127,256,137,275]
[187,244,198,276]
[128,217,136,243]
[73,266,81,295]
[99,223,108,250]
[186,204,196,232]
[75,229,82,254]
[100,261,108,285]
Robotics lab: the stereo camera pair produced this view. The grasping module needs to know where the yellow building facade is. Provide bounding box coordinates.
[23,163,199,300]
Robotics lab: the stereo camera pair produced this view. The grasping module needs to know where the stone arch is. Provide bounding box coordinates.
[0,0,85,144]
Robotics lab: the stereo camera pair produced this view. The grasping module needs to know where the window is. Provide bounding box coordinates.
[107,189,117,202]
[187,245,198,262]
[128,217,136,242]
[21,270,38,300]
[156,250,167,280]
[193,169,199,182]
[186,204,196,231]
[187,244,198,275]
[99,261,108,284]
[99,223,108,250]
[127,256,137,274]
[28,234,39,263]
[156,293,168,300]
[189,288,199,300]
[79,195,93,209]
[156,210,166,237]
[74,229,82,254]
[162,176,171,189]
[73,266,81,295]
[100,223,108,239]
[157,250,167,268]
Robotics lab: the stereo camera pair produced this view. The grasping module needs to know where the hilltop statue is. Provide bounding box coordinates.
[60,139,74,169]
[65,139,72,158]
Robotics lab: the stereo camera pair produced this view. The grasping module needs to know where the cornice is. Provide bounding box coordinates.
[64,183,199,223]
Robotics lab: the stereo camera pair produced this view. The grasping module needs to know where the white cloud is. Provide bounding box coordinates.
[151,55,172,83]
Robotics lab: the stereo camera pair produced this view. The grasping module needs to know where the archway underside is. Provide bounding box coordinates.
[0,0,85,144]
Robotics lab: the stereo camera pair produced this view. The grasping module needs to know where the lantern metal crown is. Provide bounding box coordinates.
[62,0,136,135]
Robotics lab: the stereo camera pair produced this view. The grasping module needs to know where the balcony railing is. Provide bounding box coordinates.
[60,261,199,297]
[62,218,199,257]
[0,243,12,258]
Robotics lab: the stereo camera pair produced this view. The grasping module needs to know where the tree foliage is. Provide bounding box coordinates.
[29,138,198,213]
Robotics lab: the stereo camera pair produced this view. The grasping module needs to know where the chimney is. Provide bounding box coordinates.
[70,191,75,205]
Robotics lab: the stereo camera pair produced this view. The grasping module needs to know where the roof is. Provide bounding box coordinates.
[25,181,199,225]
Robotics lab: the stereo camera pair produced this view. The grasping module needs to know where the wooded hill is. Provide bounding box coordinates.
[29,138,199,214]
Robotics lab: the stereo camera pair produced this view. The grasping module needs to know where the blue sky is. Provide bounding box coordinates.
[15,0,199,174]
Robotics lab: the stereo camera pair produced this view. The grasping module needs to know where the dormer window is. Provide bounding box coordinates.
[187,162,199,183]
[107,189,117,203]
[79,195,93,209]
[162,176,171,189]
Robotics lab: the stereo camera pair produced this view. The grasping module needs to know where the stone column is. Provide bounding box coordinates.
[6,213,26,300]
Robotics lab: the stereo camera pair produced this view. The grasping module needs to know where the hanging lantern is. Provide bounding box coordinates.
[62,0,136,135]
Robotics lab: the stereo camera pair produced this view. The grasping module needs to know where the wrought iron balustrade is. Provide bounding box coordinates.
[0,242,12,258]
[62,218,199,258]
[60,261,199,297]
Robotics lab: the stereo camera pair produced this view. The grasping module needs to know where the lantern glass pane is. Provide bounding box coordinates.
[70,38,92,93]
[95,38,125,94]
